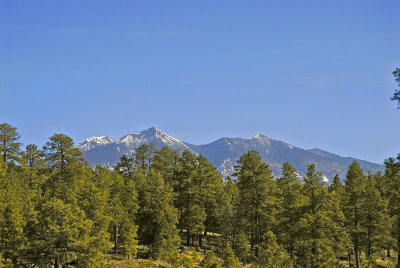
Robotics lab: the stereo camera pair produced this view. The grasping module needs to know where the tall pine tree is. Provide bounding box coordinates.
[276,162,303,260]
[343,161,367,268]
[233,150,278,258]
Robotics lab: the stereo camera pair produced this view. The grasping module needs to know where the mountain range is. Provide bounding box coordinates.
[76,127,384,182]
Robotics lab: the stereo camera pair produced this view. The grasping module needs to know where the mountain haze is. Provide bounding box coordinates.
[76,127,384,181]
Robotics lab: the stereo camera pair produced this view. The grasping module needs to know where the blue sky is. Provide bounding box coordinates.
[1,0,399,164]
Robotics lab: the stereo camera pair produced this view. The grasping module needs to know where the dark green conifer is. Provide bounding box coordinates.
[233,150,278,257]
[0,123,21,164]
[343,161,367,268]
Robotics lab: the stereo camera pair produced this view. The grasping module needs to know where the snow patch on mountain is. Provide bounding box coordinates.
[219,158,235,177]
[76,136,114,152]
[115,127,192,151]
[250,134,271,145]
[76,127,384,182]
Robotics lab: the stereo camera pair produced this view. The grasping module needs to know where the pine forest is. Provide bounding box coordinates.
[1,122,400,268]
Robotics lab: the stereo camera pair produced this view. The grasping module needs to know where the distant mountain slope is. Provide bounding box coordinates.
[77,127,194,168]
[76,127,384,181]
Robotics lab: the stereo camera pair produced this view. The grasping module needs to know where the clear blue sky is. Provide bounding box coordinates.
[1,0,399,164]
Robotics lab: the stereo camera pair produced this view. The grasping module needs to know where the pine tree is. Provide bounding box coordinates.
[360,173,390,258]
[384,155,400,267]
[276,162,303,260]
[42,134,85,203]
[77,166,114,261]
[196,155,225,247]
[254,231,292,268]
[221,243,241,268]
[391,68,400,108]
[0,123,21,164]
[343,161,367,268]
[133,143,156,171]
[26,198,97,267]
[134,144,150,170]
[108,171,139,256]
[372,171,395,258]
[23,144,45,188]
[313,243,345,268]
[24,144,44,169]
[151,146,180,186]
[328,174,343,195]
[201,250,221,268]
[219,177,239,247]
[175,150,206,246]
[114,154,134,178]
[234,231,250,262]
[233,150,278,257]
[43,133,84,173]
[298,164,345,267]
[0,184,25,265]
[0,156,29,266]
[3,124,400,266]
[136,171,180,258]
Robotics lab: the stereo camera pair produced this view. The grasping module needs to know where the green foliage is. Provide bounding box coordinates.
[175,150,203,245]
[196,155,225,242]
[234,150,278,257]
[114,154,134,178]
[234,231,250,262]
[313,244,345,268]
[384,156,400,267]
[392,68,400,108]
[169,253,195,268]
[134,143,156,171]
[173,150,225,247]
[1,123,400,267]
[43,133,84,172]
[23,144,46,188]
[108,170,139,256]
[0,123,21,164]
[219,177,239,247]
[253,231,292,268]
[221,243,241,268]
[276,162,303,259]
[0,197,25,265]
[151,146,180,185]
[26,198,96,267]
[0,159,26,266]
[343,161,367,268]
[361,174,391,257]
[201,250,221,268]
[24,144,44,169]
[298,164,347,267]
[136,171,180,258]
[328,174,343,195]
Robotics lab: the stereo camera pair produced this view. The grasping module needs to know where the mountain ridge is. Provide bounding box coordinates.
[76,127,384,181]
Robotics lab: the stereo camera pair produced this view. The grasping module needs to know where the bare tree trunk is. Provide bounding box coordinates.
[355,206,359,268]
[186,230,190,245]
[114,224,119,255]
[199,233,202,247]
[397,217,400,268]
[54,256,59,268]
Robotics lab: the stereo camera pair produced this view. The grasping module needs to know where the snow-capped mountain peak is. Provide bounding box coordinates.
[116,127,190,150]
[76,127,384,181]
[76,136,114,152]
[249,133,272,146]
[76,127,194,162]
[250,134,268,140]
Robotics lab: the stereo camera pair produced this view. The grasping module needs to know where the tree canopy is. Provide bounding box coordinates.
[0,122,398,267]
[392,68,400,108]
